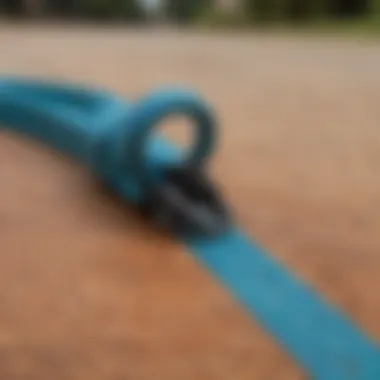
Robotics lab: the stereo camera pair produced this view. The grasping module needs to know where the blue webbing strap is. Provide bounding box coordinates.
[0,78,379,380]
[187,230,380,380]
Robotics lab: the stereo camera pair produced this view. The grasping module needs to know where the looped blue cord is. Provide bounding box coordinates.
[86,88,216,203]
[123,89,217,192]
[0,77,379,380]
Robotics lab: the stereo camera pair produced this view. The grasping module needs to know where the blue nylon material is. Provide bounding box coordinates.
[0,77,379,380]
[187,230,380,380]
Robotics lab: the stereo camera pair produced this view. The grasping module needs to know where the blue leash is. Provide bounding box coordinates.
[0,77,379,379]
[189,231,380,380]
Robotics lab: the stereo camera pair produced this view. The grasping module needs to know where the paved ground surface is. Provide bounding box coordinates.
[0,25,379,380]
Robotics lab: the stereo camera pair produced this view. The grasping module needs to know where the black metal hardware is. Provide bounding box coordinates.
[142,166,231,238]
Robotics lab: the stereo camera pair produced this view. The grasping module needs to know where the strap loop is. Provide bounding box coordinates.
[123,89,217,194]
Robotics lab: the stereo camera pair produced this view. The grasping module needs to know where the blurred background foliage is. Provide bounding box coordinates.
[0,0,378,30]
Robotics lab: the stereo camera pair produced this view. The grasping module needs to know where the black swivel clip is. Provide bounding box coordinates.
[142,166,231,238]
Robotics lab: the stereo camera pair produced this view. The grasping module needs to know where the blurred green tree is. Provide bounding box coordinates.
[285,0,330,22]
[331,0,369,17]
[164,0,212,24]
[243,0,331,23]
[244,0,277,23]
[76,0,143,20]
[0,0,24,16]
